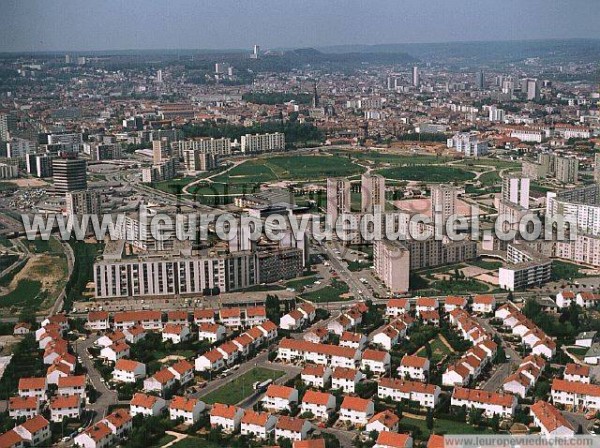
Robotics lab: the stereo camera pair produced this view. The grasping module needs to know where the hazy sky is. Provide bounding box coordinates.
[1,0,599,52]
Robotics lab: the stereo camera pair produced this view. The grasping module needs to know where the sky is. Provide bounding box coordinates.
[1,0,600,53]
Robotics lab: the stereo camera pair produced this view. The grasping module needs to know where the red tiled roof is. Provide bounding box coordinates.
[341,396,372,412]
[376,431,412,448]
[302,390,332,406]
[18,377,45,390]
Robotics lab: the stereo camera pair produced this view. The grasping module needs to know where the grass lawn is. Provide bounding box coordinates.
[551,260,586,281]
[400,416,493,439]
[26,237,64,254]
[468,259,503,270]
[301,279,351,303]
[212,155,364,185]
[567,346,588,358]
[454,158,520,169]
[202,367,285,405]
[0,280,43,308]
[416,336,451,363]
[285,275,318,292]
[149,434,177,448]
[347,260,369,271]
[431,278,490,294]
[337,150,453,166]
[376,166,475,183]
[170,438,220,448]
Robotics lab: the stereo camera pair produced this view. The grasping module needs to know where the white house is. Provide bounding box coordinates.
[555,291,575,309]
[564,363,590,383]
[374,431,413,448]
[398,355,430,382]
[100,341,130,363]
[102,409,132,441]
[366,410,400,433]
[339,331,367,350]
[168,360,195,386]
[122,325,146,344]
[275,416,311,441]
[530,400,574,437]
[195,349,226,372]
[372,325,401,351]
[49,395,81,422]
[8,397,39,420]
[18,378,47,400]
[210,403,244,433]
[143,369,176,396]
[113,359,146,383]
[339,396,375,426]
[261,384,298,412]
[13,415,51,447]
[280,310,307,331]
[444,296,467,313]
[576,292,600,308]
[240,410,277,440]
[198,323,226,343]
[300,390,336,420]
[73,422,113,448]
[472,294,496,314]
[219,308,243,328]
[130,393,166,417]
[162,324,191,344]
[193,309,215,325]
[332,367,364,393]
[169,396,205,425]
[451,387,517,418]
[386,299,410,317]
[415,297,438,316]
[361,349,391,375]
[86,311,110,331]
[57,375,86,398]
[301,364,332,389]
[377,378,440,409]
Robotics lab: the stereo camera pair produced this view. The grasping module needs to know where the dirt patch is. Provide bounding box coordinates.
[14,255,66,290]
[5,178,49,188]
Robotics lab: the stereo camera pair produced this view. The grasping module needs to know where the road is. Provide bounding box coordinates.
[475,316,522,392]
[319,241,373,304]
[73,335,118,422]
[48,237,75,317]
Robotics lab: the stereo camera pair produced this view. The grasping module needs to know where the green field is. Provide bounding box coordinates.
[376,165,476,183]
[468,259,503,270]
[170,438,220,448]
[400,416,493,438]
[416,336,452,363]
[337,150,453,166]
[201,367,285,405]
[0,280,43,308]
[453,158,520,169]
[285,275,318,291]
[551,260,586,281]
[212,155,364,185]
[300,279,351,303]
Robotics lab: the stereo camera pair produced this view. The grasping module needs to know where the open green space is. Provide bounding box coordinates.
[336,150,453,166]
[170,438,220,448]
[0,280,43,308]
[431,278,490,294]
[551,260,586,282]
[376,165,476,183]
[212,155,364,184]
[149,434,177,448]
[300,279,351,303]
[202,367,285,405]
[153,176,200,194]
[400,416,494,438]
[416,336,452,363]
[468,259,503,270]
[26,237,64,254]
[453,158,520,169]
[284,275,318,292]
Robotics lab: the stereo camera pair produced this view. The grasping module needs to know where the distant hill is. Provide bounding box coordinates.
[318,38,600,66]
[280,47,417,66]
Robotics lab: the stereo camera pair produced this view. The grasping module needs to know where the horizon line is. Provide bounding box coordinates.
[1,36,599,56]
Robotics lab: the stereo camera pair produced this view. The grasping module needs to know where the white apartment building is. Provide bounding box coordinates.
[240,132,285,153]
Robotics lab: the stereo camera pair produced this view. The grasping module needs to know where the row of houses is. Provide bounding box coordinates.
[386,295,496,318]
[326,303,369,335]
[502,355,546,398]
[495,303,556,359]
[195,320,278,371]
[279,303,316,330]
[87,306,269,331]
[277,338,390,374]
[451,387,517,418]
[442,339,498,387]
[555,290,600,309]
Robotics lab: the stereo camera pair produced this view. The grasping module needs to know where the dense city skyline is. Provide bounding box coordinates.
[2,0,600,52]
